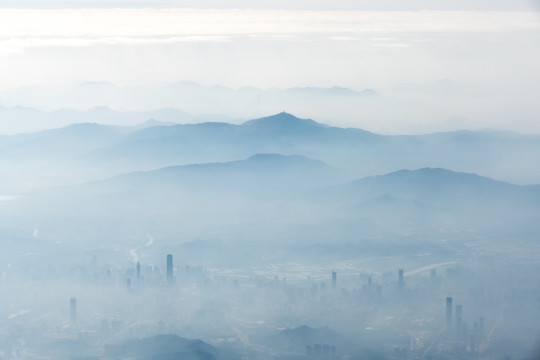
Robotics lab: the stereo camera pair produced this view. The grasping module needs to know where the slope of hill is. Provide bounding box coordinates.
[18,153,344,204]
[105,335,238,360]
[2,159,539,254]
[0,154,349,250]
[308,168,540,236]
[323,168,540,207]
[0,157,539,269]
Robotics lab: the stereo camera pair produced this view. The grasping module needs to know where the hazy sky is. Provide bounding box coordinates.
[0,1,539,132]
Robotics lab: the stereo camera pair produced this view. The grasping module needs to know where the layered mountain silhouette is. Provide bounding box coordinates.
[308,168,540,234]
[2,155,538,255]
[319,167,540,208]
[0,112,539,264]
[0,82,379,132]
[60,153,344,196]
[2,112,540,194]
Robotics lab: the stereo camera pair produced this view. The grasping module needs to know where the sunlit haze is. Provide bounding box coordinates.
[0,5,539,133]
[0,2,540,360]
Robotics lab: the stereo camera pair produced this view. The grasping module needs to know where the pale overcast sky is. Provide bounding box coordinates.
[0,1,539,132]
[1,0,539,10]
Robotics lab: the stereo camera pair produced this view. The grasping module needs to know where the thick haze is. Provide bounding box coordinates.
[1,113,540,359]
[0,1,539,133]
[1,2,540,360]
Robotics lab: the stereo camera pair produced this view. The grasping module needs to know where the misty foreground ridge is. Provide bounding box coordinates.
[0,112,539,359]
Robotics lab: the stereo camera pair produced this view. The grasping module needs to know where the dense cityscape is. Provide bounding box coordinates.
[1,249,538,359]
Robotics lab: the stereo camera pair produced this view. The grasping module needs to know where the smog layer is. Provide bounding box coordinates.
[0,112,539,360]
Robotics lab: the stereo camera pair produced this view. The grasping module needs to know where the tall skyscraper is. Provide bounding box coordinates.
[332,271,337,290]
[136,261,141,282]
[398,269,404,290]
[446,297,453,330]
[70,297,77,325]
[166,254,173,283]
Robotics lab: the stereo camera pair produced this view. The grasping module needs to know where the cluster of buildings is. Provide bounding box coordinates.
[2,251,537,360]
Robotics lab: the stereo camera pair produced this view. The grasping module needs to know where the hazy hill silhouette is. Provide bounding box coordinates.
[322,168,540,208]
[2,112,540,194]
[105,335,238,360]
[308,168,540,234]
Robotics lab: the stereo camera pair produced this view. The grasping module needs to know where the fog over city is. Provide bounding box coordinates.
[0,1,539,360]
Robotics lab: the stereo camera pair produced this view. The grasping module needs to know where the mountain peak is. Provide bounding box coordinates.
[134,118,175,129]
[242,112,324,131]
[252,111,301,121]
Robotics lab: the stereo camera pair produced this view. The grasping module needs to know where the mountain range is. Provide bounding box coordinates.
[1,112,539,195]
[2,80,495,135]
[0,111,538,266]
[1,153,538,266]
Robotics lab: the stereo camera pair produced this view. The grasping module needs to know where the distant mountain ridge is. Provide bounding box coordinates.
[315,167,540,206]
[307,167,540,234]
[96,112,540,185]
[0,82,379,116]
[1,111,540,195]
[0,104,238,135]
[53,153,347,199]
[4,161,539,247]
